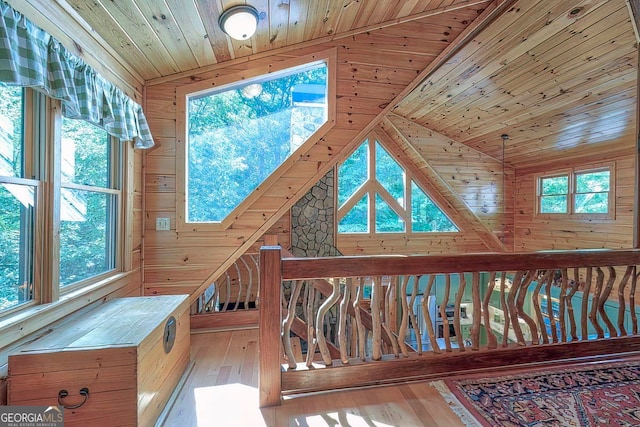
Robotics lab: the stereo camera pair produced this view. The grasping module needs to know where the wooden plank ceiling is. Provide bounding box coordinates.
[54,0,637,169]
[394,0,638,168]
[60,0,488,80]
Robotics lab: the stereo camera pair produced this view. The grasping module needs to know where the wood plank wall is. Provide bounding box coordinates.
[143,5,490,298]
[514,149,635,251]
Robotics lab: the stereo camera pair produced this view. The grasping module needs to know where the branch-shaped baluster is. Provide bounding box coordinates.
[566,268,581,341]
[598,267,617,338]
[338,278,351,364]
[371,276,383,361]
[398,276,410,356]
[233,262,243,311]
[533,270,554,344]
[617,266,633,336]
[301,281,309,324]
[482,271,498,349]
[407,276,423,354]
[500,273,511,348]
[590,268,605,338]
[250,254,260,309]
[470,272,481,350]
[385,276,397,331]
[305,286,317,367]
[382,276,400,357]
[454,273,465,350]
[580,267,592,340]
[282,280,302,369]
[202,281,218,313]
[353,277,366,361]
[441,274,452,352]
[516,270,538,345]
[239,256,253,310]
[221,271,232,312]
[507,271,525,345]
[422,275,440,353]
[558,268,568,343]
[544,271,558,343]
[316,278,341,366]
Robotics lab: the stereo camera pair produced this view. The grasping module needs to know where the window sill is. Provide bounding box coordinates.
[0,271,137,360]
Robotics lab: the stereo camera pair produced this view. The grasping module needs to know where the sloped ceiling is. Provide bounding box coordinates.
[394,0,638,168]
[9,0,635,169]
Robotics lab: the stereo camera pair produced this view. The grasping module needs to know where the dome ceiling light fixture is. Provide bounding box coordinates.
[218,5,259,41]
[242,83,263,98]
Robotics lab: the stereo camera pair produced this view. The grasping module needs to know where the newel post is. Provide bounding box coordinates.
[259,246,283,407]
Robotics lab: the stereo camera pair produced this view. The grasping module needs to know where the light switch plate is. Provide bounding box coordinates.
[156,217,170,231]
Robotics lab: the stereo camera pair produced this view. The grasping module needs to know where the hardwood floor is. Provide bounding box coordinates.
[160,329,466,427]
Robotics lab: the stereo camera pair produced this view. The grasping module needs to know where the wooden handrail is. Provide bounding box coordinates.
[260,247,640,407]
[282,249,640,279]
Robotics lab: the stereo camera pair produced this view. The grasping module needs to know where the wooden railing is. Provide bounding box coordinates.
[190,253,260,330]
[258,247,640,407]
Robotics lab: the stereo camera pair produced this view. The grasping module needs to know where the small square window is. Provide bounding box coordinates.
[539,175,568,214]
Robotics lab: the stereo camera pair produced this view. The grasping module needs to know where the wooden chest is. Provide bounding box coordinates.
[8,295,190,427]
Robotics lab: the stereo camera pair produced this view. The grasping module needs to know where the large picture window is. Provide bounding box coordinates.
[337,137,458,234]
[537,166,613,217]
[185,62,328,223]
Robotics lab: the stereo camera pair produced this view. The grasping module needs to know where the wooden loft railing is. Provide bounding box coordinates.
[190,253,260,331]
[258,247,640,407]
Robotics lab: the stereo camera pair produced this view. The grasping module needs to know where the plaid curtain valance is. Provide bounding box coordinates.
[0,1,154,149]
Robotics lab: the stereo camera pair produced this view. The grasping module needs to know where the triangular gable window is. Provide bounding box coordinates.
[337,138,458,234]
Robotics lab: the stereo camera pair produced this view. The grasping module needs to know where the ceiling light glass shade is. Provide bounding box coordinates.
[242,83,262,98]
[219,5,259,41]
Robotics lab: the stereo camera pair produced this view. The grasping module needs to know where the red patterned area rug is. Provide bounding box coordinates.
[431,361,640,427]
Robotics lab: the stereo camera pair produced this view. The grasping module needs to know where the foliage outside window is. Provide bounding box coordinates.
[538,167,612,216]
[0,86,33,311]
[185,62,328,223]
[539,175,569,213]
[0,86,122,314]
[60,118,119,287]
[337,137,458,234]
